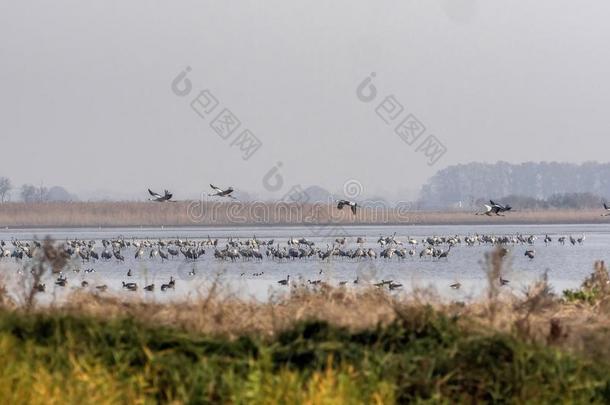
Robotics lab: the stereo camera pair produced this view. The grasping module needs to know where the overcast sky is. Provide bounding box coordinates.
[2,1,609,200]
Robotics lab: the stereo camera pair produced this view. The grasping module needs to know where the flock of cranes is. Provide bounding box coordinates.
[147,185,359,215]
[0,229,589,294]
[1,186,607,298]
[148,184,236,203]
[147,174,610,224]
[147,185,610,220]
[149,184,524,218]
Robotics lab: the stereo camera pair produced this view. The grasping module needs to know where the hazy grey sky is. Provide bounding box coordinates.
[2,1,609,200]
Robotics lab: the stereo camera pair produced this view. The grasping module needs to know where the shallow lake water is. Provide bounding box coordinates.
[0,224,606,303]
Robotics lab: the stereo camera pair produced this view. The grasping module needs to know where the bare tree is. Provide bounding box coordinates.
[0,177,11,203]
[37,182,49,202]
[21,184,38,203]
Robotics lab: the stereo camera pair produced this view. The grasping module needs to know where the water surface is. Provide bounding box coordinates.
[0,224,605,303]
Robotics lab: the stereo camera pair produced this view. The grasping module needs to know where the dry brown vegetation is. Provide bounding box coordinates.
[3,246,610,402]
[0,201,607,227]
[29,280,609,363]
[2,247,610,361]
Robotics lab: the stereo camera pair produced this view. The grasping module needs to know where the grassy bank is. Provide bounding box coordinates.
[2,248,610,403]
[0,201,608,227]
[2,306,610,404]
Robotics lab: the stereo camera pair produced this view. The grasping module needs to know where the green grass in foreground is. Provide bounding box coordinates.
[1,307,609,404]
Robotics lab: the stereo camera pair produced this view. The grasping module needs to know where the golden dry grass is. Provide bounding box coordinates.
[2,242,609,357]
[0,201,607,227]
[3,272,606,364]
[2,249,610,403]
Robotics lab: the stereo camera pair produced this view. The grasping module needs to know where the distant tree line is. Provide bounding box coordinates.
[0,176,77,203]
[420,162,610,209]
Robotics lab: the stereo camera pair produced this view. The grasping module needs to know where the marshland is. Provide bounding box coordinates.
[5,0,610,402]
[1,224,610,402]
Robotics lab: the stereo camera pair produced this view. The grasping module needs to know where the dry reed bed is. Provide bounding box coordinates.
[4,278,607,363]
[3,246,610,403]
[0,202,607,227]
[2,243,610,360]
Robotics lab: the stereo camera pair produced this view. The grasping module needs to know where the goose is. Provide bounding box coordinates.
[95,284,108,292]
[127,269,132,277]
[524,249,535,259]
[81,280,89,287]
[159,249,169,261]
[209,184,237,199]
[55,276,67,287]
[450,282,461,290]
[161,277,175,291]
[188,268,196,276]
[148,189,173,202]
[144,284,154,291]
[388,282,403,290]
[122,281,137,291]
[337,199,358,215]
[499,277,510,286]
[277,275,290,286]
[603,202,610,216]
[374,280,393,288]
[544,235,552,245]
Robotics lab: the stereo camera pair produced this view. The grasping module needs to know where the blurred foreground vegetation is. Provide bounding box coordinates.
[2,246,610,403]
[2,306,610,404]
